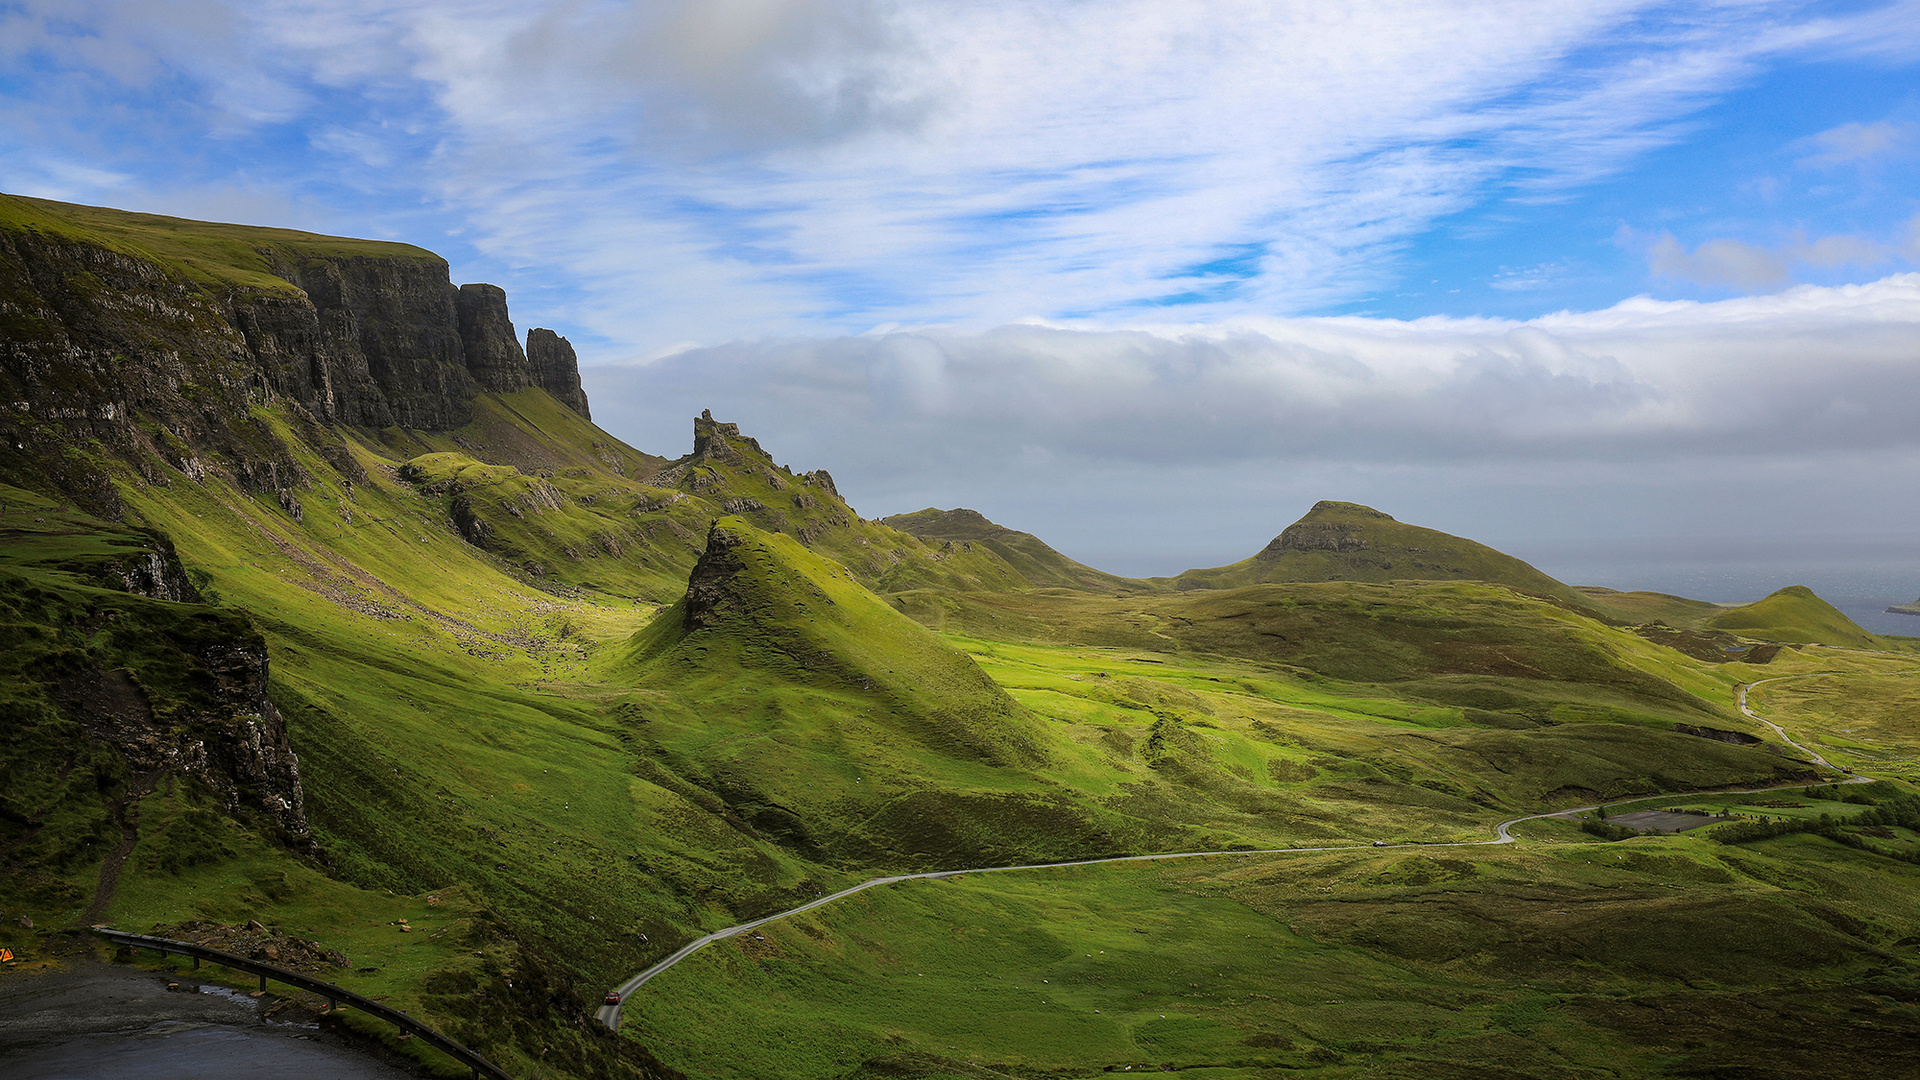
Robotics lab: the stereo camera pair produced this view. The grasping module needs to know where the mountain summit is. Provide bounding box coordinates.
[882,506,1133,592]
[1172,499,1574,599]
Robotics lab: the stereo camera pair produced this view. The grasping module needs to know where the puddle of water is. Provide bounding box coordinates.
[187,983,319,1029]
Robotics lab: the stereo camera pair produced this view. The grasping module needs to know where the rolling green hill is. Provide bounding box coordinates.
[1704,585,1890,649]
[624,515,1048,771]
[1169,500,1580,602]
[882,507,1139,592]
[1574,585,1727,626]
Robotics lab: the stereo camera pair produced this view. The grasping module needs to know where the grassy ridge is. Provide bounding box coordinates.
[0,193,442,295]
[882,507,1140,592]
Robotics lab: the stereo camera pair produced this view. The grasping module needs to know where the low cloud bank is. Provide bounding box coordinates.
[596,275,1920,466]
[585,276,1920,575]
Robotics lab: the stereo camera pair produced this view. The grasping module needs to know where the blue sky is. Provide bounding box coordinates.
[5,1,1920,599]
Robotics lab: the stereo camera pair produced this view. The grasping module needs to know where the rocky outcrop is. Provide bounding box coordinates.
[526,328,591,419]
[0,195,592,468]
[110,534,203,603]
[1673,724,1763,746]
[1257,502,1394,558]
[683,521,751,632]
[457,283,528,396]
[47,635,310,847]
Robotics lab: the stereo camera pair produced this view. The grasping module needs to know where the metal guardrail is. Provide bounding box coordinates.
[94,927,513,1080]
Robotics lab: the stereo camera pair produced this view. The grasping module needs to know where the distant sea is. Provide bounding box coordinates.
[1518,535,1920,638]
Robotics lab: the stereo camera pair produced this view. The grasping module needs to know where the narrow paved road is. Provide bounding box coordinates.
[597,674,1875,1031]
[1741,675,1844,769]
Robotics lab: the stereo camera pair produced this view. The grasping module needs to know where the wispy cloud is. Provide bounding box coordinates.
[1796,120,1917,167]
[1,4,1914,343]
[10,1,1918,349]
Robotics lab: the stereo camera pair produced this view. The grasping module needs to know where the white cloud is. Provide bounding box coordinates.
[583,275,1920,572]
[591,273,1920,467]
[242,0,1920,343]
[6,1,1920,349]
[1796,120,1916,167]
[1648,234,1790,289]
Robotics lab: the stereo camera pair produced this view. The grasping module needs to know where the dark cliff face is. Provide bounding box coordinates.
[457,282,528,397]
[526,327,591,419]
[0,196,592,490]
[282,253,477,430]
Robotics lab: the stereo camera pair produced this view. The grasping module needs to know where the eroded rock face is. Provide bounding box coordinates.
[526,328,591,419]
[1259,502,1395,558]
[49,639,311,847]
[457,283,530,395]
[683,522,749,632]
[0,202,593,502]
[1265,521,1370,555]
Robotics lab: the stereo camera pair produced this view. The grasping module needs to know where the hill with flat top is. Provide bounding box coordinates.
[882,506,1137,592]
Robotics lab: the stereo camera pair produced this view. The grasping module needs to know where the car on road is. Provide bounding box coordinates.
[604,992,622,1006]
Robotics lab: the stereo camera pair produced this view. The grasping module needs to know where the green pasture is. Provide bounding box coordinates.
[625,829,1920,1079]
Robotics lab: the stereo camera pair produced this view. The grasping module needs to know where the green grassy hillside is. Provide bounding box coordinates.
[1170,500,1579,603]
[628,816,1920,1080]
[1704,585,1890,648]
[882,507,1140,592]
[395,409,1033,604]
[1573,585,1726,626]
[624,516,1048,769]
[0,192,442,294]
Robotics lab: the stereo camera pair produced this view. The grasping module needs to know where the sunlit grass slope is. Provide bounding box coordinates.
[611,517,1161,868]
[624,516,1048,770]
[1573,585,1725,626]
[1168,500,1580,602]
[1745,667,1920,782]
[627,815,1920,1080]
[1704,584,1891,648]
[0,192,440,295]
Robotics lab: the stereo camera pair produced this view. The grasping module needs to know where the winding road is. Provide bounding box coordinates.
[597,674,1875,1031]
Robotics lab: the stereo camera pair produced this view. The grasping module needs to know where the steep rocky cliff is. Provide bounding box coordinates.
[0,194,590,508]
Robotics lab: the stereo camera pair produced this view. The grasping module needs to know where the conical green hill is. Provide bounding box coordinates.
[881,507,1140,592]
[1704,585,1887,648]
[1170,500,1578,600]
[624,517,1046,767]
